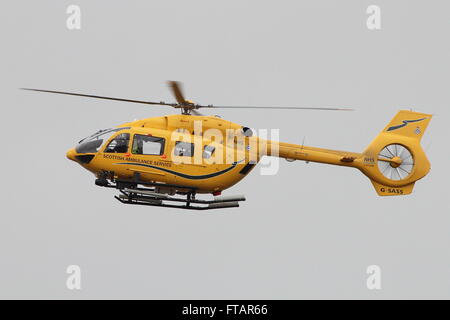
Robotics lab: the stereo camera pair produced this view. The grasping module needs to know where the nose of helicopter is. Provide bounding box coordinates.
[66,148,76,161]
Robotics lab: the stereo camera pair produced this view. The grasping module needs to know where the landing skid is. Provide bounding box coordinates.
[100,178,245,210]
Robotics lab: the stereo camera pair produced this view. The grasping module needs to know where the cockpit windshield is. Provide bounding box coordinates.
[76,127,130,153]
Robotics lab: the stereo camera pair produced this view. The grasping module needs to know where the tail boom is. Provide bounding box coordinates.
[264,110,432,196]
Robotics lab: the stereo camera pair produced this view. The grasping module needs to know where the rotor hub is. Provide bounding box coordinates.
[389,156,402,168]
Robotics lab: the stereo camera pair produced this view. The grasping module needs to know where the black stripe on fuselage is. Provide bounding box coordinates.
[114,160,244,180]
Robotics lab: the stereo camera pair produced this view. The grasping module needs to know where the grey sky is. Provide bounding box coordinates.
[0,0,449,299]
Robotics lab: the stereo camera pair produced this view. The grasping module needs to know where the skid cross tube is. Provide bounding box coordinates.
[96,176,245,210]
[115,188,244,210]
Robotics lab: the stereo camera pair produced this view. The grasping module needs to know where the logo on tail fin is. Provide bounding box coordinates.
[387,118,427,131]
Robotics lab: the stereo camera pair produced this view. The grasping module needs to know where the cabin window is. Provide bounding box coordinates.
[132,134,165,155]
[174,141,194,157]
[203,145,215,159]
[104,133,130,153]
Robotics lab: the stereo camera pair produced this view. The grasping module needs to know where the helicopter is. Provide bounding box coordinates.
[22,81,432,210]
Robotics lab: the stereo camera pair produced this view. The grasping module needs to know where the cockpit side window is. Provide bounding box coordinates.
[132,134,165,155]
[104,133,130,153]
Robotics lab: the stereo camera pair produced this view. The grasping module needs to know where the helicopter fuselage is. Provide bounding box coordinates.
[66,114,262,194]
[66,111,432,198]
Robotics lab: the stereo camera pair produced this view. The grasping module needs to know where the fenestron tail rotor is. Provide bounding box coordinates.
[21,81,354,115]
[377,144,415,181]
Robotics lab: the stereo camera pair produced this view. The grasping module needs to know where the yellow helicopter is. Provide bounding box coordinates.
[22,82,432,210]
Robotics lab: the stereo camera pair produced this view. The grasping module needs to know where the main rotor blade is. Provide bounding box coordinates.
[21,87,353,112]
[168,81,186,105]
[20,88,177,107]
[197,105,353,111]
